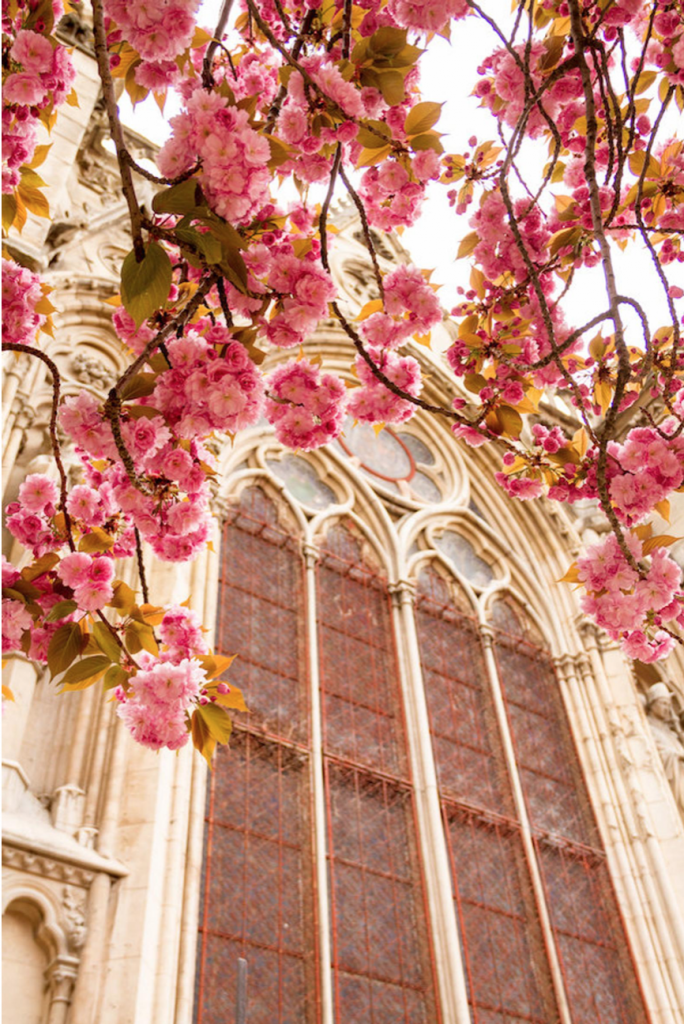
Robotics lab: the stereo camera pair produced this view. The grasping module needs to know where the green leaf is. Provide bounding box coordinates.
[220,248,249,293]
[498,405,523,438]
[405,101,443,136]
[124,621,158,656]
[60,655,110,690]
[45,600,79,623]
[109,581,137,617]
[176,226,223,264]
[197,702,233,744]
[119,372,159,402]
[549,226,582,256]
[2,194,17,232]
[92,621,122,663]
[376,70,405,106]
[409,133,444,154]
[104,664,129,690]
[368,27,407,57]
[191,708,216,765]
[151,179,201,215]
[120,242,173,328]
[47,623,86,678]
[355,121,392,149]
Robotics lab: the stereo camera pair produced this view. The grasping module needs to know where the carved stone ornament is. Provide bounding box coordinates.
[71,351,117,391]
[2,845,95,888]
[645,682,684,819]
[62,886,87,952]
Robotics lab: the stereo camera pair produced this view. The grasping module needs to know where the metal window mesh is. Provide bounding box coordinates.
[196,488,317,1024]
[493,618,650,1024]
[318,525,438,1023]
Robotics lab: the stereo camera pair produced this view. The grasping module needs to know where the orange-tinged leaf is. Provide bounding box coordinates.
[641,535,679,555]
[457,231,479,259]
[21,552,60,581]
[594,380,613,412]
[108,581,137,616]
[572,427,589,458]
[140,603,165,625]
[558,562,581,584]
[79,527,115,554]
[356,144,392,168]
[654,499,670,523]
[356,298,384,321]
[214,685,249,712]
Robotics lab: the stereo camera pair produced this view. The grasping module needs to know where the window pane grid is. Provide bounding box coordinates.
[197,489,317,1024]
[493,628,650,1024]
[443,807,556,1024]
[319,526,438,1023]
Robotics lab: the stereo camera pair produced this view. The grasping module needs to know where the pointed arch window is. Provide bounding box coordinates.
[197,459,651,1024]
[317,525,437,1022]
[491,598,647,1023]
[196,487,317,1024]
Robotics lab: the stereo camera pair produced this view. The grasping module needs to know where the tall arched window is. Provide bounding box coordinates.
[196,487,316,1024]
[491,598,646,1023]
[318,524,437,1021]
[196,436,651,1024]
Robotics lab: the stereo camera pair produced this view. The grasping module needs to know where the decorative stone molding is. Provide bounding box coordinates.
[2,846,95,888]
[388,579,416,607]
[302,542,320,570]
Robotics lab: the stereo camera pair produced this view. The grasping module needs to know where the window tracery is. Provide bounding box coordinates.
[197,440,650,1024]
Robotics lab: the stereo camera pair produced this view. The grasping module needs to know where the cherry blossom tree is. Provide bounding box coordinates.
[2,0,684,759]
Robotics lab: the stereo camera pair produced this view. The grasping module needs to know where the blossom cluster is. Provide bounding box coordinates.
[577,533,683,664]
[157,88,272,224]
[2,259,46,346]
[104,0,201,90]
[151,323,265,438]
[2,24,75,192]
[265,359,348,450]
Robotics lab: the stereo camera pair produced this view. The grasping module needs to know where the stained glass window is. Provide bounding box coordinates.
[491,599,649,1024]
[198,467,650,1024]
[416,567,558,1024]
[435,530,496,587]
[196,488,315,1024]
[266,454,336,510]
[317,526,437,1022]
[336,417,443,502]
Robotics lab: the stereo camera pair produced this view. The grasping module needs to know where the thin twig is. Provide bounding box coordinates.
[2,342,75,551]
[91,0,145,261]
[134,527,150,604]
[202,0,236,89]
